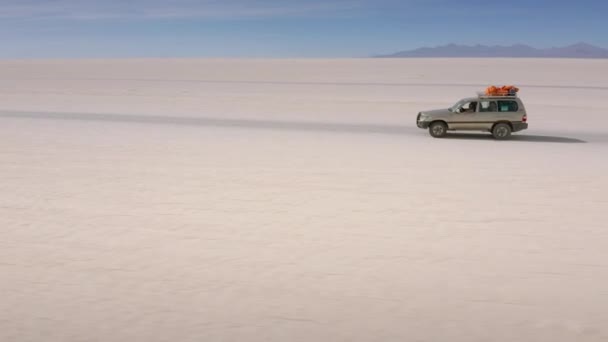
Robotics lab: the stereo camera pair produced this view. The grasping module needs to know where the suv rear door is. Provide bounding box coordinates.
[477,100,498,130]
[477,99,521,130]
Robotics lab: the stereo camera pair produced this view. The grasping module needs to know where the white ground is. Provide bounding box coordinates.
[1,59,607,342]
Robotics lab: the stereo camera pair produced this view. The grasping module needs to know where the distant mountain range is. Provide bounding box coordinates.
[376,43,608,58]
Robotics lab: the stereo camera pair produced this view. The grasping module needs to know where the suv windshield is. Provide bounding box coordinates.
[449,100,467,112]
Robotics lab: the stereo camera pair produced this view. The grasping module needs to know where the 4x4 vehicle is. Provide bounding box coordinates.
[416,94,528,139]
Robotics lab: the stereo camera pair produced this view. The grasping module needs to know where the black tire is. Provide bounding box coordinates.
[429,121,448,138]
[492,123,512,140]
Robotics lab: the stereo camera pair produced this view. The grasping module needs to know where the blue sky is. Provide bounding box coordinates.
[1,0,607,58]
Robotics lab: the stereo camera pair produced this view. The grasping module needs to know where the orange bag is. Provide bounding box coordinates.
[485,85,519,96]
[485,86,499,95]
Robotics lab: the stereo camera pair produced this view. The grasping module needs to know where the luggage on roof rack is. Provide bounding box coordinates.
[484,85,519,96]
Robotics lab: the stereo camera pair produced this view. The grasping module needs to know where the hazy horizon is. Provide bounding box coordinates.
[2,0,608,58]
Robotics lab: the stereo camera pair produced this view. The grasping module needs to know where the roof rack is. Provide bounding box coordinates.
[476,91,518,98]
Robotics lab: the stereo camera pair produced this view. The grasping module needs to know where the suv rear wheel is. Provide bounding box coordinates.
[492,123,512,140]
[429,122,448,138]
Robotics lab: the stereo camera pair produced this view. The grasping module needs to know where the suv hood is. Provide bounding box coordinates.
[420,108,451,118]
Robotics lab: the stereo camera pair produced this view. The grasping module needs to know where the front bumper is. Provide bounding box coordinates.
[417,120,431,129]
[512,122,528,132]
[417,113,431,129]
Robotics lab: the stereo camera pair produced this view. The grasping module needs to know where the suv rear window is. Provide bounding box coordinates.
[498,100,519,112]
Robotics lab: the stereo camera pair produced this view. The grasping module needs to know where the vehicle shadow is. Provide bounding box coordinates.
[0,111,416,136]
[444,133,587,144]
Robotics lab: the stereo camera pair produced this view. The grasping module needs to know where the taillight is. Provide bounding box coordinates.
[522,114,527,123]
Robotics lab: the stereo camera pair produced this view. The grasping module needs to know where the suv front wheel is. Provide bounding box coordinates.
[429,122,448,138]
[492,123,512,140]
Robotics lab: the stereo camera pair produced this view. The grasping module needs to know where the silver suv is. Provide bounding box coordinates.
[416,94,528,139]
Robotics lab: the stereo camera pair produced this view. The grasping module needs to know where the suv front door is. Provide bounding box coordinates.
[449,101,480,130]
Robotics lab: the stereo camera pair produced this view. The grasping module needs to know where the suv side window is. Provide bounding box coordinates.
[479,101,497,112]
[497,100,519,112]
